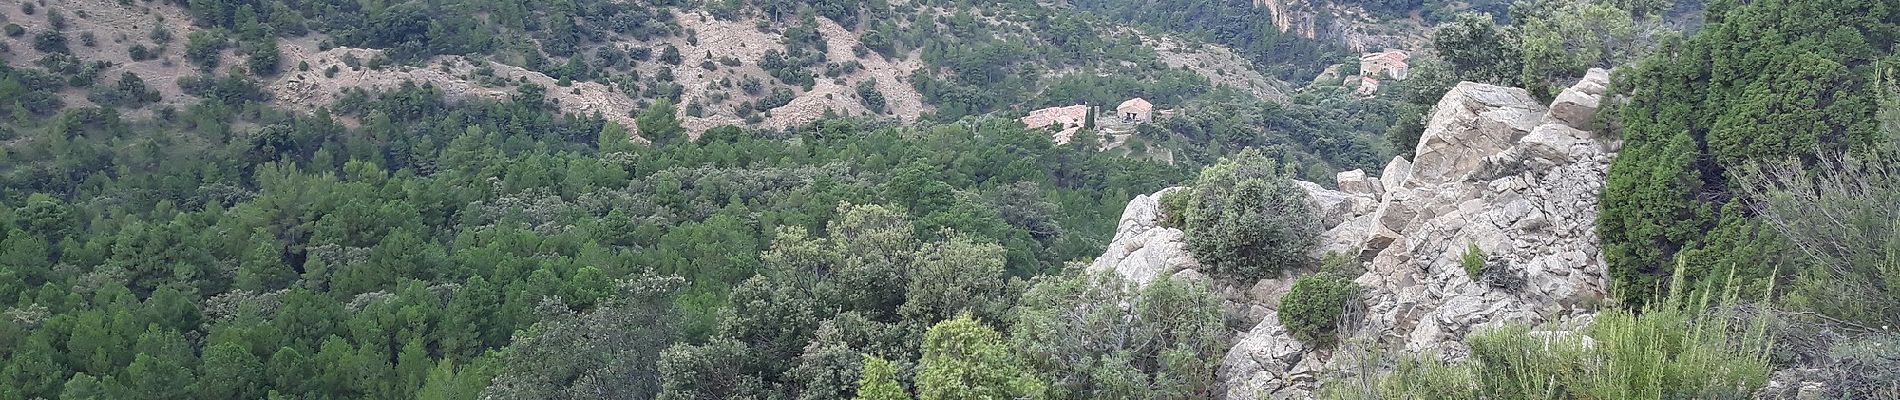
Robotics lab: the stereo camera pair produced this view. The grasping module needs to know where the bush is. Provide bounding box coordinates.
[4,24,23,37]
[128,44,156,60]
[1010,272,1228,398]
[1280,273,1358,347]
[184,30,225,71]
[1741,153,1900,326]
[245,40,280,76]
[1821,333,1900,398]
[856,79,886,114]
[1182,148,1320,280]
[87,71,161,107]
[148,26,171,44]
[33,31,69,54]
[1460,243,1484,279]
[1157,188,1189,229]
[1326,265,1776,400]
[659,44,681,65]
[47,10,66,30]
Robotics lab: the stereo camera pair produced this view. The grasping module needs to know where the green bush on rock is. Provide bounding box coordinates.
[1280,273,1360,347]
[1182,148,1320,280]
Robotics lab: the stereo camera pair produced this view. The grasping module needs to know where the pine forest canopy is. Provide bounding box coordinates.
[0,0,1897,398]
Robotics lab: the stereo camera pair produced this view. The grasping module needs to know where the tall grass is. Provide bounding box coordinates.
[1322,263,1775,399]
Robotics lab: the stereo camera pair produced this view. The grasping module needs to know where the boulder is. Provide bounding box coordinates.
[1089,187,1198,285]
[1336,169,1382,198]
[1380,156,1413,193]
[1407,83,1547,186]
[1298,181,1363,229]
[1218,314,1310,400]
[1547,68,1610,130]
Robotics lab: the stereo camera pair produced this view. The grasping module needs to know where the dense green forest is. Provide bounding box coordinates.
[1599,0,1897,308]
[4,0,1900,398]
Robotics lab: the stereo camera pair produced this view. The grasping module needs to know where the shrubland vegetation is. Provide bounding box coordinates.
[1331,0,1900,397]
[2,0,1897,398]
[0,67,1197,397]
[1280,272,1359,347]
[1383,0,1673,153]
[1179,149,1319,280]
[1599,0,1895,307]
[1146,88,1396,181]
[1322,266,1775,400]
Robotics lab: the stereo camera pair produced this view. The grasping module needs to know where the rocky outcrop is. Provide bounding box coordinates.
[1406,82,1548,186]
[1089,187,1197,286]
[1090,69,1617,399]
[1255,0,1418,52]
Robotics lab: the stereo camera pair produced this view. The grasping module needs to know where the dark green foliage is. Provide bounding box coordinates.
[857,79,887,115]
[1461,243,1484,279]
[1598,0,1896,305]
[1280,273,1359,347]
[660,44,682,65]
[483,275,681,399]
[32,31,69,54]
[1157,188,1189,229]
[176,73,269,104]
[1150,89,1393,179]
[0,62,68,116]
[637,97,685,144]
[128,44,157,61]
[0,70,1181,399]
[1430,12,1521,86]
[1181,149,1320,280]
[3,24,23,37]
[1068,0,1350,82]
[184,30,225,71]
[1010,272,1228,399]
[87,72,162,108]
[245,39,280,76]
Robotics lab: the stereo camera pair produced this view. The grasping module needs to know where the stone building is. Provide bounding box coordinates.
[1117,98,1153,123]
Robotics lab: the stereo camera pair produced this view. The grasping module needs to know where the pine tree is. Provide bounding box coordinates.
[637,98,685,145]
[196,341,263,399]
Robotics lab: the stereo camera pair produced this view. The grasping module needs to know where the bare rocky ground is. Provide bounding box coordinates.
[1147,35,1291,103]
[7,0,1293,143]
[0,0,200,113]
[270,39,649,132]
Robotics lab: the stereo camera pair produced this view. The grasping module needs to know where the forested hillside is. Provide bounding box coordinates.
[2,0,1898,398]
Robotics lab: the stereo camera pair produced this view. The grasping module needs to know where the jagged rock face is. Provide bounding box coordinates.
[1090,70,1617,400]
[1407,83,1548,186]
[1089,187,1198,286]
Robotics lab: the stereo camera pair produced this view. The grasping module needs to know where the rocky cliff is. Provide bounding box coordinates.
[1088,69,1616,399]
[1253,0,1418,52]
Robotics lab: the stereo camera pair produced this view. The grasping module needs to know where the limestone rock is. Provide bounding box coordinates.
[1088,187,1198,285]
[1298,181,1363,228]
[1380,156,1413,193]
[1407,83,1547,186]
[1218,314,1310,400]
[1337,169,1382,198]
[1548,68,1610,130]
[1091,72,1617,400]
